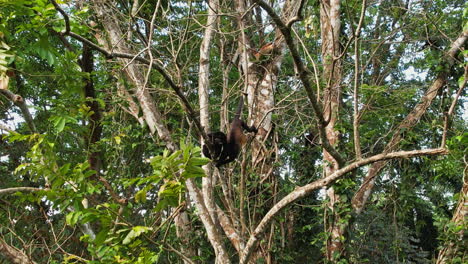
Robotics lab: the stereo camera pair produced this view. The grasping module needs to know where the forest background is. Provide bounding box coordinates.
[0,0,466,263]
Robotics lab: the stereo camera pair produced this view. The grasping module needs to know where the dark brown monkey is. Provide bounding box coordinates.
[203,96,257,167]
[202,131,227,161]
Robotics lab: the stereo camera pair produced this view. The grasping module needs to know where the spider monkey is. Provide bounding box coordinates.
[202,95,257,167]
[203,131,227,161]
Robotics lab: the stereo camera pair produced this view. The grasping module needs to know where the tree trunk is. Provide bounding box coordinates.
[91,0,176,151]
[196,0,233,262]
[319,0,345,260]
[199,0,219,229]
[234,0,303,262]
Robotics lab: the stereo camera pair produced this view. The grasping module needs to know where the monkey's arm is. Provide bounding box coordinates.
[202,144,212,159]
[240,120,257,133]
[215,156,236,167]
[215,144,239,167]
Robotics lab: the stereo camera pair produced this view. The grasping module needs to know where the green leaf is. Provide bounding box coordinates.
[122,226,152,245]
[66,211,81,226]
[135,189,147,203]
[190,157,210,166]
[154,200,168,212]
[53,116,67,132]
[59,163,71,175]
[50,115,77,133]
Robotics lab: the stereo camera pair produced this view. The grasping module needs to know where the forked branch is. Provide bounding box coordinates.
[253,0,345,166]
[240,148,448,264]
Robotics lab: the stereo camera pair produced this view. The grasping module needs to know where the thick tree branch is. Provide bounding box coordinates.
[0,89,37,133]
[50,0,70,33]
[0,187,45,195]
[253,0,345,167]
[240,148,448,264]
[85,1,228,262]
[0,237,37,264]
[197,1,231,261]
[353,0,367,159]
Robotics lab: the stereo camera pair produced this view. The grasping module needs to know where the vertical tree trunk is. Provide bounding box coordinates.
[234,0,303,261]
[185,180,231,264]
[199,0,219,227]
[319,0,345,260]
[196,1,234,262]
[80,44,102,177]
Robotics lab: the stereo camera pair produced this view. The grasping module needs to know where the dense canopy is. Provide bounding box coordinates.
[0,0,466,263]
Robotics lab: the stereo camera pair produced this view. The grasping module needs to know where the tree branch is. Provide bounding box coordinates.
[0,187,46,195]
[441,65,467,147]
[0,89,37,133]
[253,0,345,167]
[0,237,37,264]
[352,28,468,213]
[50,0,70,33]
[239,148,448,264]
[353,0,367,159]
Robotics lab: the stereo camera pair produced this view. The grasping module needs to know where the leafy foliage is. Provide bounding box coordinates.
[0,0,466,263]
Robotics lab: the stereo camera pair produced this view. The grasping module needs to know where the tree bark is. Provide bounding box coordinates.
[0,89,36,133]
[199,0,219,227]
[80,44,102,175]
[0,237,36,264]
[235,1,303,262]
[319,0,345,259]
[91,0,176,151]
[196,1,233,262]
[185,180,231,264]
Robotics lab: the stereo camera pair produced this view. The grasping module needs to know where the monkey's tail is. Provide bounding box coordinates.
[234,95,244,120]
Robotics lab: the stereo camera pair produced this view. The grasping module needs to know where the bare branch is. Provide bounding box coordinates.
[240,148,448,264]
[50,0,70,33]
[285,0,305,27]
[253,0,345,167]
[353,0,367,159]
[0,187,46,195]
[441,65,467,147]
[0,89,37,133]
[163,243,195,264]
